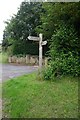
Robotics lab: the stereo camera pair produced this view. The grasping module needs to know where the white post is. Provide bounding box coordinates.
[39,33,42,69]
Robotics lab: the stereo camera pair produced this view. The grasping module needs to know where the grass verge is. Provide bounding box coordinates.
[3,73,78,118]
[0,52,8,63]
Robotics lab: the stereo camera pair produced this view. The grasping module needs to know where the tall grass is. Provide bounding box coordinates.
[0,52,8,63]
[0,53,2,63]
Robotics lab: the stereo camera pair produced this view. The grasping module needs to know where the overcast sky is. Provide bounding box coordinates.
[0,0,25,43]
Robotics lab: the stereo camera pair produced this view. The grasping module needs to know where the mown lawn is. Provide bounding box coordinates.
[3,72,78,118]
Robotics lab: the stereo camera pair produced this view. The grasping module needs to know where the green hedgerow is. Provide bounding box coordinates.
[43,24,80,80]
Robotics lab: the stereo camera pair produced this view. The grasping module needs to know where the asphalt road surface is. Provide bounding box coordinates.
[0,64,38,82]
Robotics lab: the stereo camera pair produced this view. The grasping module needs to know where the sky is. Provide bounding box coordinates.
[0,0,24,43]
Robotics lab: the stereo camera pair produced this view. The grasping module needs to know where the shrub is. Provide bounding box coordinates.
[42,65,53,80]
[43,52,80,80]
[43,24,80,80]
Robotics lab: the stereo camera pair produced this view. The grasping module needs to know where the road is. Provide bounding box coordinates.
[0,64,38,82]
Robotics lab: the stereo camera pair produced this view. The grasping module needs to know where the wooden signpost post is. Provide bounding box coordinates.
[28,33,47,69]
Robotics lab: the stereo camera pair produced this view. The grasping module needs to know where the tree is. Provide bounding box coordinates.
[38,3,80,78]
[36,2,80,40]
[2,2,44,55]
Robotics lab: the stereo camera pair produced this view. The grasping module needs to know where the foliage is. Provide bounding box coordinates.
[43,25,80,79]
[42,65,53,80]
[36,3,80,79]
[36,2,80,56]
[36,2,80,39]
[50,24,80,56]
[2,2,43,55]
[3,73,78,118]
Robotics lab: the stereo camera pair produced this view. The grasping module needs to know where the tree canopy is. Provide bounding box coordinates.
[37,2,80,78]
[2,2,44,55]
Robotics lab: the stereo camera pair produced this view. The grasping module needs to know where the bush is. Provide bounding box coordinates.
[42,65,53,80]
[52,52,79,76]
[43,24,80,80]
[43,52,80,80]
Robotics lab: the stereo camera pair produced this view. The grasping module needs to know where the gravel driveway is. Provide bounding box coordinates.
[0,64,38,82]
